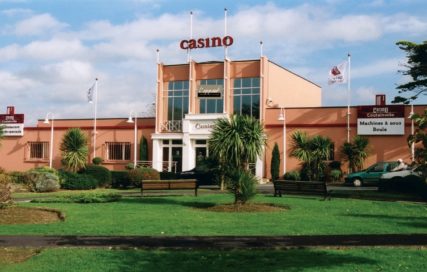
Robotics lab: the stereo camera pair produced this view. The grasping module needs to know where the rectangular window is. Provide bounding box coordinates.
[199,79,224,114]
[28,142,49,160]
[106,142,131,161]
[165,80,189,121]
[232,77,260,119]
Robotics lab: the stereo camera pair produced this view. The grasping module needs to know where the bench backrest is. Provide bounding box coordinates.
[274,180,326,195]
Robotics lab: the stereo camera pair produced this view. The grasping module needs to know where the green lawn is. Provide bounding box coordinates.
[2,193,427,236]
[1,247,426,272]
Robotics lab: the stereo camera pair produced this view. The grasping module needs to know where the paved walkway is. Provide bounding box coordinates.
[1,234,427,249]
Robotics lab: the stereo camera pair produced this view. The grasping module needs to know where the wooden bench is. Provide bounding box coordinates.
[141,179,198,197]
[273,180,330,199]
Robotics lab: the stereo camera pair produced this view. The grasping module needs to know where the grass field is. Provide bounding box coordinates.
[2,193,426,236]
[1,247,427,272]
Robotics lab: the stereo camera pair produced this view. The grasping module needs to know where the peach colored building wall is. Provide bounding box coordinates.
[263,105,425,178]
[266,62,321,108]
[0,117,155,172]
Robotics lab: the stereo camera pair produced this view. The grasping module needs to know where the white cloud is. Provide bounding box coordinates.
[14,13,67,36]
[1,8,33,17]
[352,58,401,79]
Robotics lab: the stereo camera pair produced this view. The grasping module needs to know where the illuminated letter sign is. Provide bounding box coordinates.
[180,36,234,50]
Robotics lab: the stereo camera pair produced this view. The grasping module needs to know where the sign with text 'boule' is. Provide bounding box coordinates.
[357,105,405,135]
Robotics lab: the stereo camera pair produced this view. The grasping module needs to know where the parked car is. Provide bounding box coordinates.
[344,161,399,187]
[380,165,426,181]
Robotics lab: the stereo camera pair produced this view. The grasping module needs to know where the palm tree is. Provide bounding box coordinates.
[290,131,332,181]
[60,128,89,172]
[340,135,369,173]
[209,115,266,204]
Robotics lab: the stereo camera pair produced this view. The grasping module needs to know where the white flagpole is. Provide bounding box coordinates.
[347,53,351,143]
[260,41,263,57]
[188,11,193,114]
[93,78,98,159]
[223,8,228,114]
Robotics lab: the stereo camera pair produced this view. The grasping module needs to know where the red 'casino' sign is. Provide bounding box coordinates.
[180,36,234,50]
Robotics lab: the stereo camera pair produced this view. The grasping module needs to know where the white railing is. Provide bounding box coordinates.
[160,120,182,132]
[136,160,178,173]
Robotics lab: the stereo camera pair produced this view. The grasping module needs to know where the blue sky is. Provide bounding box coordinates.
[0,0,426,125]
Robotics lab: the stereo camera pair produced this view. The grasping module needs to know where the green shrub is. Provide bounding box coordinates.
[379,176,427,200]
[0,173,12,208]
[160,171,178,180]
[92,157,103,165]
[25,168,60,192]
[80,165,112,187]
[31,192,122,203]
[128,167,160,187]
[329,169,342,182]
[59,171,98,190]
[328,161,342,170]
[111,171,132,188]
[8,171,26,184]
[283,171,301,181]
[125,163,135,170]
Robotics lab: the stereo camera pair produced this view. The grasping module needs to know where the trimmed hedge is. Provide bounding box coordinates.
[0,173,12,208]
[59,171,98,190]
[378,176,427,200]
[128,167,160,187]
[283,171,301,181]
[111,171,132,188]
[80,165,112,187]
[31,192,122,203]
[160,171,178,180]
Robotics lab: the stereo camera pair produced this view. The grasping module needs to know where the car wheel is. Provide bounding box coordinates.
[353,178,363,187]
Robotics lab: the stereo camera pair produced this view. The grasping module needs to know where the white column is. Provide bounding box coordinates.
[152,139,162,172]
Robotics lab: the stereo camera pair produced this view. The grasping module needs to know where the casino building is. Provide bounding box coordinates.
[0,54,423,179]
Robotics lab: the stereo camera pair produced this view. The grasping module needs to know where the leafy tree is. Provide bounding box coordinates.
[408,108,427,163]
[271,142,280,181]
[60,128,89,173]
[139,136,148,161]
[290,131,332,181]
[392,40,427,104]
[209,115,266,204]
[340,135,369,173]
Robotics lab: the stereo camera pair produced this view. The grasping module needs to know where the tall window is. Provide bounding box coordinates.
[199,79,223,114]
[233,77,260,118]
[28,142,49,160]
[106,142,131,161]
[167,80,189,121]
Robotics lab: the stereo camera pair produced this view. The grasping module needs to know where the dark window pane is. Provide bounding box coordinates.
[233,96,241,115]
[242,78,251,87]
[233,79,241,88]
[172,140,183,145]
[252,78,260,87]
[174,81,182,89]
[242,96,251,116]
[207,99,216,113]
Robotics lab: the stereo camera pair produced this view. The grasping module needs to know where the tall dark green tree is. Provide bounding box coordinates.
[139,136,148,161]
[60,128,89,173]
[271,142,280,181]
[392,40,427,104]
[209,115,266,204]
[408,108,427,163]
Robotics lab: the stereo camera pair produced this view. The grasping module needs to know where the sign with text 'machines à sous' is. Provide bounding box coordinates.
[357,105,405,135]
[0,107,25,136]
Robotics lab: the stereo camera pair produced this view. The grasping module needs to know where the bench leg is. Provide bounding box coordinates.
[195,187,198,197]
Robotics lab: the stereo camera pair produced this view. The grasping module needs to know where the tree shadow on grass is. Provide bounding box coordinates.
[341,213,427,229]
[104,248,377,272]
[118,197,217,209]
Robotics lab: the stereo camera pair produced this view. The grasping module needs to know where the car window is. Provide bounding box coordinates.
[371,162,385,172]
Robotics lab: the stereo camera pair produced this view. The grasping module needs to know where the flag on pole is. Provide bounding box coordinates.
[87,83,95,103]
[328,60,348,85]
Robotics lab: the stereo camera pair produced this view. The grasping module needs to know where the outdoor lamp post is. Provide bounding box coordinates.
[278,107,286,174]
[43,112,54,168]
[127,111,138,169]
[409,104,415,163]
